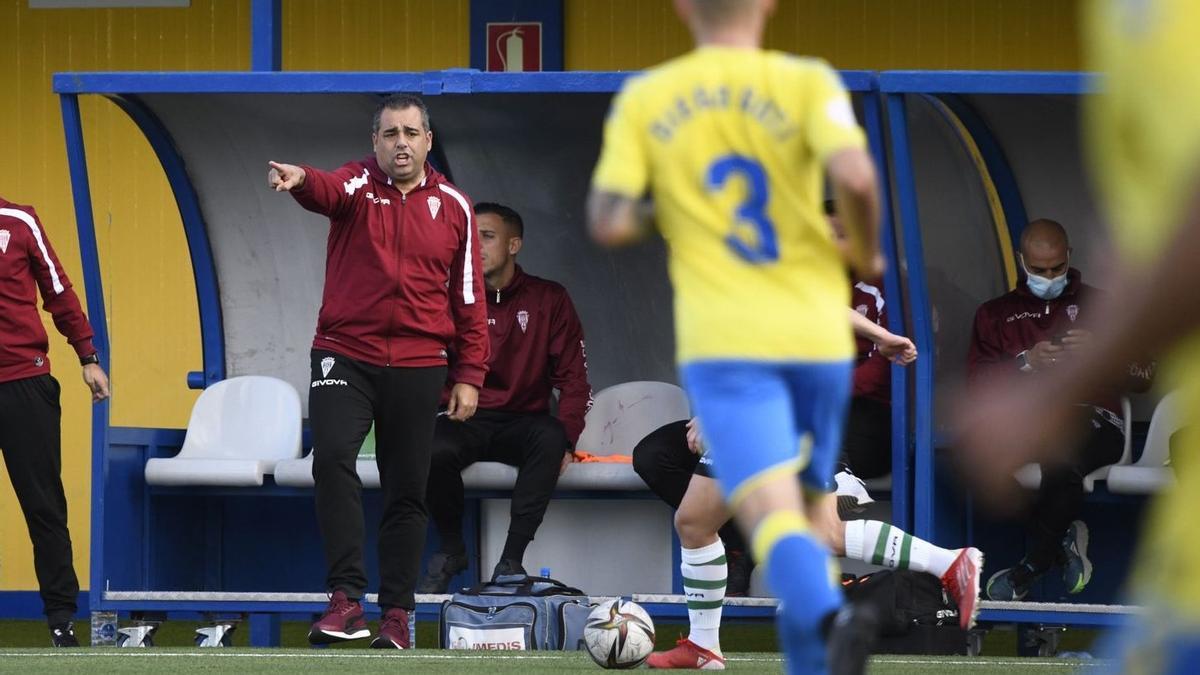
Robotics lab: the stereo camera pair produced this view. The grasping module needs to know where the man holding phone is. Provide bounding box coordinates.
[966,219,1153,601]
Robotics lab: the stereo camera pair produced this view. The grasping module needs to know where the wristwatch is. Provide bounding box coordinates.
[80,353,100,366]
[1016,350,1033,373]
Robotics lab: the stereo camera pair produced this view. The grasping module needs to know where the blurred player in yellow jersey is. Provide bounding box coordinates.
[959,1,1200,671]
[587,0,883,672]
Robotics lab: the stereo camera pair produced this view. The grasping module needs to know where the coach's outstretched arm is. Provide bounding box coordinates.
[268,161,306,191]
[826,148,883,279]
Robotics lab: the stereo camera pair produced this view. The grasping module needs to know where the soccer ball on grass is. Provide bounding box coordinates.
[583,598,656,669]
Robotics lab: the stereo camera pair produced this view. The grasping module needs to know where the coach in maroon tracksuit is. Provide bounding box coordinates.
[268,94,488,649]
[419,203,592,591]
[0,197,109,647]
[969,219,1152,602]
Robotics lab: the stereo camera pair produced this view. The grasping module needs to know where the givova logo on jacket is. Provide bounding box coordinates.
[0,229,9,254]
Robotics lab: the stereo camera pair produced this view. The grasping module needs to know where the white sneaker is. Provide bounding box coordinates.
[834,470,875,508]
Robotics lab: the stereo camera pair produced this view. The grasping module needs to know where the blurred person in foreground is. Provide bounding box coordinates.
[958,1,1200,671]
[588,0,885,671]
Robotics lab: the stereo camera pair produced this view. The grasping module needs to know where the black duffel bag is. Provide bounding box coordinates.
[842,569,968,655]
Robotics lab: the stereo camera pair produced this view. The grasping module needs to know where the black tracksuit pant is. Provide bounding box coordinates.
[0,374,79,626]
[1025,406,1124,572]
[426,410,568,562]
[308,350,445,611]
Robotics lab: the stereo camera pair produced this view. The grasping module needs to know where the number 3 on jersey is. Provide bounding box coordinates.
[706,155,779,264]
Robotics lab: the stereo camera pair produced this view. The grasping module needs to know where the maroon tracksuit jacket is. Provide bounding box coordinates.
[967,268,1152,414]
[0,198,96,384]
[290,157,489,387]
[851,280,890,405]
[445,266,593,446]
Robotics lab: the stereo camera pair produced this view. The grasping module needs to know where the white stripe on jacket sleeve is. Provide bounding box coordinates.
[0,207,64,294]
[437,183,476,305]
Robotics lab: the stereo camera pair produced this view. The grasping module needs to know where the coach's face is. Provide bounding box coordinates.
[373,106,432,185]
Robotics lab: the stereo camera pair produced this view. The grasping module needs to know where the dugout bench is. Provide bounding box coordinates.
[52,64,1161,645]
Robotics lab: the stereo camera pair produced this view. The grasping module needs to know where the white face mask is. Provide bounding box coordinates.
[1021,255,1069,300]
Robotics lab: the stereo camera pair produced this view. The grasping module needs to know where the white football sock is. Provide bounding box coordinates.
[844,520,959,577]
[681,539,725,652]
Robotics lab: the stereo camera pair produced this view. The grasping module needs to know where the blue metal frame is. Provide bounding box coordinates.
[53,69,880,96]
[860,88,910,531]
[59,65,1141,632]
[935,94,1029,251]
[250,0,282,72]
[59,94,111,618]
[104,95,225,390]
[879,71,1099,95]
[55,69,880,626]
[884,93,937,540]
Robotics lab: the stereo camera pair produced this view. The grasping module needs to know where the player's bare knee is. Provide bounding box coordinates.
[674,507,714,549]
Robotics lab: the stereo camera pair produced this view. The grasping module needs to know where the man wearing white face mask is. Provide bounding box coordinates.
[967,219,1154,602]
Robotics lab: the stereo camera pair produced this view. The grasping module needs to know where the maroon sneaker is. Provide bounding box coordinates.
[308,590,370,644]
[370,607,411,649]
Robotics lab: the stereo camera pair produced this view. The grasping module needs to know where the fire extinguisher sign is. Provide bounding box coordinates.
[486,22,542,72]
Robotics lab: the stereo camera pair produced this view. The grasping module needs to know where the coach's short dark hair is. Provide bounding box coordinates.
[475,202,524,238]
[372,94,430,134]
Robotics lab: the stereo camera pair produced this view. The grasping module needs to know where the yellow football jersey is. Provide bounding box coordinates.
[592,46,867,364]
[1085,0,1200,618]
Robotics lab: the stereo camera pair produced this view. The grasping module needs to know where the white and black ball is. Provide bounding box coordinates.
[584,598,656,669]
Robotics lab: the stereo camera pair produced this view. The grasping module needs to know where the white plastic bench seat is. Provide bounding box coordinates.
[1015,397,1133,493]
[555,462,647,491]
[1108,391,1180,495]
[272,458,648,491]
[575,381,690,458]
[459,461,518,489]
[272,454,381,488]
[275,381,687,492]
[145,376,302,487]
[462,461,648,491]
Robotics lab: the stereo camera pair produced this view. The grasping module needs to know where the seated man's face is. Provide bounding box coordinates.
[1021,243,1069,280]
[478,212,520,278]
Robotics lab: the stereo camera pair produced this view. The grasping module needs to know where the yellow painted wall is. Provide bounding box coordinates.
[282,0,469,71]
[566,0,1081,71]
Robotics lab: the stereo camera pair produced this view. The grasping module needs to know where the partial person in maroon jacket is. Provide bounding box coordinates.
[268,94,489,649]
[0,197,109,647]
[418,202,592,591]
[968,219,1153,602]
